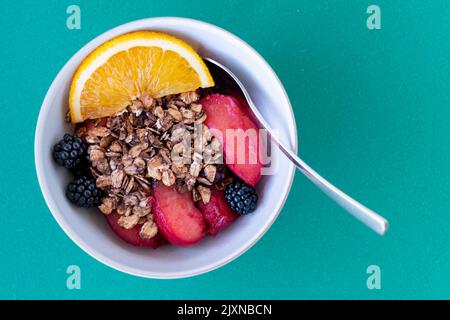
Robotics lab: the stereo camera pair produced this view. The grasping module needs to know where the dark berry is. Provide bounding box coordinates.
[224,181,258,215]
[53,134,87,170]
[213,164,229,183]
[70,158,91,177]
[66,176,102,208]
[161,97,167,108]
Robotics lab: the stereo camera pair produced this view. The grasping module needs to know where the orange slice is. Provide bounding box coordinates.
[69,31,214,123]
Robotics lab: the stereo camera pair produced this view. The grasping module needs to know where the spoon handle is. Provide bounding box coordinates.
[274,139,388,235]
[248,99,388,235]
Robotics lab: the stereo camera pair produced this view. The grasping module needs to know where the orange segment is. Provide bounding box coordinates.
[69,31,214,123]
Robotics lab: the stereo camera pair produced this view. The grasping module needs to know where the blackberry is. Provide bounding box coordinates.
[53,134,87,170]
[70,158,91,177]
[225,181,258,215]
[66,176,102,208]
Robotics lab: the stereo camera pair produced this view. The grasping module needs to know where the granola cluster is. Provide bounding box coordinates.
[75,91,226,238]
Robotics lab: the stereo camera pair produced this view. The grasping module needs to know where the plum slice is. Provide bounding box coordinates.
[197,188,238,236]
[200,94,263,186]
[152,184,206,246]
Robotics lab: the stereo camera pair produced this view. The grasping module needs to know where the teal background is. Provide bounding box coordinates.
[1,0,449,299]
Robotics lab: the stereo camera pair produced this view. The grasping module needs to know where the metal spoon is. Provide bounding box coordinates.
[203,57,388,235]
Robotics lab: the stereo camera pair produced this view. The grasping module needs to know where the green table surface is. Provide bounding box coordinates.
[1,0,450,299]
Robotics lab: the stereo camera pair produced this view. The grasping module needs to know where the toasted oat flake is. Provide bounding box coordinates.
[197,185,211,204]
[167,108,183,122]
[139,221,158,239]
[179,91,199,104]
[88,147,105,161]
[141,94,153,109]
[172,163,188,178]
[203,165,217,182]
[85,135,100,144]
[117,204,132,216]
[105,151,122,158]
[124,164,139,175]
[161,169,176,186]
[133,205,151,217]
[94,158,110,174]
[190,103,202,113]
[122,154,133,167]
[75,126,87,137]
[125,176,135,194]
[134,157,146,171]
[109,141,122,153]
[171,125,187,143]
[96,175,112,189]
[117,214,140,229]
[90,126,110,137]
[136,128,148,142]
[123,194,139,207]
[197,177,213,186]
[99,135,114,148]
[111,169,125,189]
[125,133,137,145]
[98,197,117,215]
[185,175,196,191]
[189,161,202,177]
[129,143,148,158]
[192,188,201,202]
[181,108,195,123]
[154,106,164,118]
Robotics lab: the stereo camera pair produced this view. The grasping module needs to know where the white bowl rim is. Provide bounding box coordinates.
[34,17,298,279]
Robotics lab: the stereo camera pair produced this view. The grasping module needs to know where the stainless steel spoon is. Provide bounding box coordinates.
[203,57,388,235]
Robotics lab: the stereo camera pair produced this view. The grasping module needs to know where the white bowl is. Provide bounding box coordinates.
[35,17,297,279]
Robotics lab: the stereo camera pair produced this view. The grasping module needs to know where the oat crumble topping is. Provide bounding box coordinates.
[75,91,232,239]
